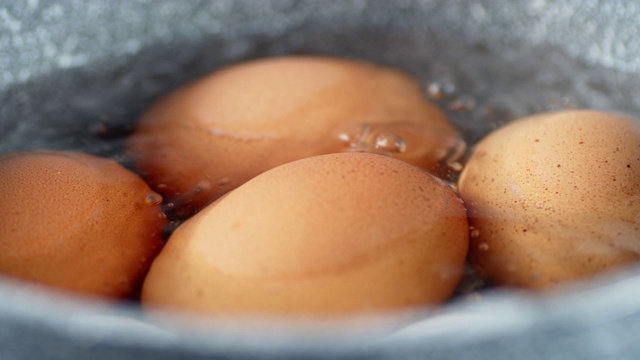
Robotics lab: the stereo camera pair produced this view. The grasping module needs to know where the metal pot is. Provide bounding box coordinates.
[2,1,640,359]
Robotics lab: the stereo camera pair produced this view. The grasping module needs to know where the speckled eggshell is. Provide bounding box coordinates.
[458,110,640,289]
[0,151,167,299]
[126,56,460,217]
[142,152,468,315]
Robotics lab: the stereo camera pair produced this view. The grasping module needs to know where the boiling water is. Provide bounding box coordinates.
[1,25,640,300]
[2,28,640,157]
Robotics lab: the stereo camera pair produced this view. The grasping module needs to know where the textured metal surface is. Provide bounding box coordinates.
[2,0,640,89]
[1,1,640,359]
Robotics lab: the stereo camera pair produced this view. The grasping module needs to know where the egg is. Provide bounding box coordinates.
[126,56,461,218]
[142,152,468,315]
[458,110,640,289]
[0,151,166,299]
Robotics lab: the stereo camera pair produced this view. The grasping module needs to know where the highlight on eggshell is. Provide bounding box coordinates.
[126,55,463,218]
[141,152,469,316]
[458,109,640,289]
[0,150,167,299]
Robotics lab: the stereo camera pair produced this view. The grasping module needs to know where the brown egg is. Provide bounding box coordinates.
[458,110,640,289]
[0,151,167,299]
[142,153,468,315]
[126,56,461,217]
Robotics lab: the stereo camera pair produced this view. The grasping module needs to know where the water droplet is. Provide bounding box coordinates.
[157,183,168,189]
[145,193,163,206]
[166,202,175,209]
[478,243,489,251]
[375,132,406,153]
[218,177,231,186]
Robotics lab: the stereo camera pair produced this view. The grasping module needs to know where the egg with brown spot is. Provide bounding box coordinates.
[0,151,166,299]
[126,56,461,218]
[142,152,468,315]
[458,110,640,289]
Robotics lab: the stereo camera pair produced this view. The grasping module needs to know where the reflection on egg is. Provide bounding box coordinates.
[458,110,640,289]
[127,56,461,217]
[142,153,468,315]
[0,151,166,299]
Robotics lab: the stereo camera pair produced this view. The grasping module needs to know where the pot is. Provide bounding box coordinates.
[2,1,640,359]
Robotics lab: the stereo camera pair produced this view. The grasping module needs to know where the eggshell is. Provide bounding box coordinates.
[458,110,640,289]
[0,151,166,299]
[127,56,461,217]
[142,152,468,315]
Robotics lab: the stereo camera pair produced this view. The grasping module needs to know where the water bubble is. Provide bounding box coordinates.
[375,132,406,153]
[425,81,456,100]
[216,178,232,193]
[195,180,212,194]
[447,161,464,172]
[426,82,446,100]
[448,96,476,112]
[330,121,461,176]
[334,123,373,152]
[337,133,350,142]
[469,226,480,238]
[444,138,467,175]
[354,123,373,147]
[144,193,163,206]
